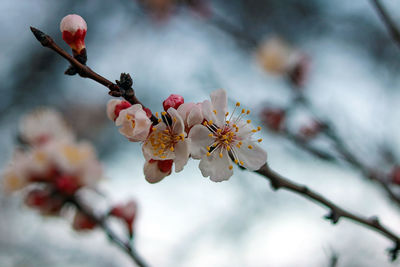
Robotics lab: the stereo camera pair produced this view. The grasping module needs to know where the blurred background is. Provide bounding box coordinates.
[1,0,400,266]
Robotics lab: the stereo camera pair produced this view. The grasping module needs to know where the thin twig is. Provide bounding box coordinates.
[29,26,158,125]
[256,163,400,260]
[203,11,400,208]
[370,0,400,50]
[69,197,149,267]
[30,26,400,260]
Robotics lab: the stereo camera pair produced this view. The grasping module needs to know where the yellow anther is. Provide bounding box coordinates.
[233,124,237,128]
[240,161,244,165]
[246,110,250,115]
[209,120,213,125]
[241,109,245,113]
[222,135,227,139]
[236,144,241,148]
[236,102,240,107]
[173,117,177,123]
[257,126,262,131]
[161,144,166,149]
[155,112,159,118]
[252,129,257,133]
[161,111,167,116]
[208,133,213,137]
[152,127,157,131]
[170,147,175,152]
[164,130,169,133]
[219,152,223,158]
[158,119,162,123]
[226,120,230,124]
[258,139,263,142]
[217,129,222,133]
[213,110,217,115]
[161,156,166,159]
[206,152,211,157]
[225,112,229,116]
[247,120,251,124]
[206,146,211,151]
[229,165,233,170]
[203,121,208,126]
[224,140,229,144]
[248,145,253,149]
[239,141,242,145]
[227,146,231,151]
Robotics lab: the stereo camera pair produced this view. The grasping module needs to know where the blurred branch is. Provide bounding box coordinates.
[29,26,158,125]
[371,0,400,50]
[69,197,148,267]
[256,163,400,261]
[203,7,400,209]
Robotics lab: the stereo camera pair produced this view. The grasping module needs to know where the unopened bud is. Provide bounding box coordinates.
[260,108,286,132]
[60,14,87,54]
[72,211,97,231]
[391,166,400,185]
[110,200,137,237]
[163,94,184,111]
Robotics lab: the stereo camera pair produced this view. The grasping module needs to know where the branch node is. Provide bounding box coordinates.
[388,241,400,261]
[370,216,380,227]
[324,210,340,224]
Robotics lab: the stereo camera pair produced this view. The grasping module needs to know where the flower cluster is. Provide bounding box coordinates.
[107,89,267,182]
[2,109,102,227]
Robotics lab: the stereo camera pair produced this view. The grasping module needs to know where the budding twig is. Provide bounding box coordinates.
[69,197,148,267]
[30,25,400,261]
[256,163,400,261]
[370,0,400,50]
[29,26,158,125]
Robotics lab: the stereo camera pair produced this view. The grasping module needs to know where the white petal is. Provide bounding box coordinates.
[210,89,228,126]
[235,141,267,171]
[201,100,217,125]
[188,125,212,159]
[106,99,122,121]
[199,148,233,182]
[187,105,203,128]
[177,103,195,122]
[143,161,169,183]
[167,107,184,134]
[174,140,190,172]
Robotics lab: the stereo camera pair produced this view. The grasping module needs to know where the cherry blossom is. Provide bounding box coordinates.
[142,108,189,173]
[189,89,267,182]
[115,104,152,142]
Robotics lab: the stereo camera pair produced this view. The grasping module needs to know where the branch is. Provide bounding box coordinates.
[69,197,149,267]
[255,163,400,261]
[30,26,400,261]
[29,26,158,125]
[370,0,400,50]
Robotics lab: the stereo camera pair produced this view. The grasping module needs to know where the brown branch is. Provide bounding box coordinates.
[370,0,400,50]
[29,26,158,125]
[30,25,400,261]
[255,163,400,260]
[69,197,149,267]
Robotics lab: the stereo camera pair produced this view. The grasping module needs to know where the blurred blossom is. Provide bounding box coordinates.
[19,108,73,146]
[72,211,97,231]
[256,37,309,86]
[260,107,286,132]
[110,200,138,236]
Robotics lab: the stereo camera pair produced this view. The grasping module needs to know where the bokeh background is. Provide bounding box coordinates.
[2,0,400,266]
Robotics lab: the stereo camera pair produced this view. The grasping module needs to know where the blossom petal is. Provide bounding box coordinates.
[201,100,217,124]
[199,148,233,182]
[187,105,203,128]
[188,125,212,159]
[167,107,184,134]
[143,161,169,183]
[174,140,189,172]
[235,141,267,171]
[210,89,227,126]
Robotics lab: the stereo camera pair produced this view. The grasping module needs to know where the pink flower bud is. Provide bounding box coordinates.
[107,99,132,121]
[25,189,64,215]
[110,200,137,237]
[72,211,97,231]
[163,94,184,111]
[260,108,286,132]
[60,14,87,54]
